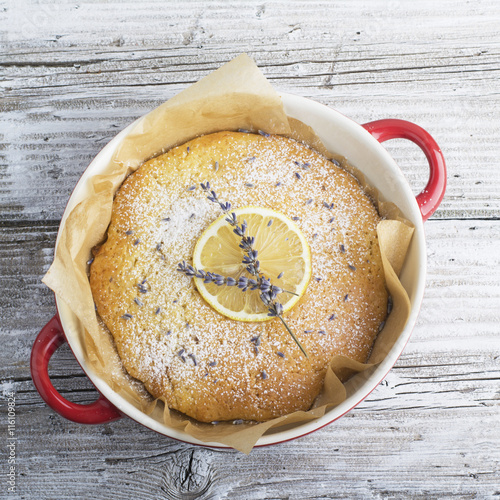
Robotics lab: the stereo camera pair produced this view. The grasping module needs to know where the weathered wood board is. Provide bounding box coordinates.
[1,1,499,498]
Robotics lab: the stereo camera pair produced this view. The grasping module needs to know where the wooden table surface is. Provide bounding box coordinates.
[1,1,499,498]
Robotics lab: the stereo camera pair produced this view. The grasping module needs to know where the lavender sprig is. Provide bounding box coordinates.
[197,182,307,357]
[177,261,236,287]
[201,182,297,297]
[201,182,232,213]
[177,262,282,297]
[178,262,307,357]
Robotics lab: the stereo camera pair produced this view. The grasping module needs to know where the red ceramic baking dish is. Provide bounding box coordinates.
[31,92,446,448]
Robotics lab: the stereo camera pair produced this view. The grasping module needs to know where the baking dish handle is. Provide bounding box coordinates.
[362,119,446,221]
[30,314,123,424]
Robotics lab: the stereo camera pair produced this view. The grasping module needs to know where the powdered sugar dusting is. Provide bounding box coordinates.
[90,131,388,422]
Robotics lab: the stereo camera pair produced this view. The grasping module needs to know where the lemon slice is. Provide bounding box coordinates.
[192,206,312,321]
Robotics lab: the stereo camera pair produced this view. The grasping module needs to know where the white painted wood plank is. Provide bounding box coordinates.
[2,3,500,220]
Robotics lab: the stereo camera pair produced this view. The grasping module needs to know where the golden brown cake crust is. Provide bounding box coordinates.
[90,131,388,422]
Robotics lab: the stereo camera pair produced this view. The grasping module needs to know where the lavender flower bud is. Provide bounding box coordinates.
[259,277,271,293]
[213,274,225,286]
[260,292,272,306]
[234,226,245,237]
[246,264,257,275]
[237,276,248,288]
[248,249,258,260]
[247,278,258,290]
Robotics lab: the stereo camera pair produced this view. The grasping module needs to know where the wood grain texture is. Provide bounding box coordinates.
[1,0,499,498]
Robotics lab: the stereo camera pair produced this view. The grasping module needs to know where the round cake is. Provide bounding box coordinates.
[89,131,388,422]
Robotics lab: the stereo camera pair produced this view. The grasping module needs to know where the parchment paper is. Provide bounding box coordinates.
[43,54,414,454]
